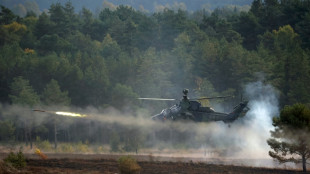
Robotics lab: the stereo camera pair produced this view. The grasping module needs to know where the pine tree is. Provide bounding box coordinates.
[9,76,39,106]
[260,25,310,105]
[41,79,71,106]
[267,103,310,172]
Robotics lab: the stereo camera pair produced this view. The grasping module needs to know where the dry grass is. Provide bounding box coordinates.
[0,148,308,174]
[118,156,141,174]
[0,160,19,174]
[19,155,308,174]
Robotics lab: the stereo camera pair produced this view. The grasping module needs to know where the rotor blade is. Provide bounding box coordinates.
[193,95,234,100]
[138,98,176,101]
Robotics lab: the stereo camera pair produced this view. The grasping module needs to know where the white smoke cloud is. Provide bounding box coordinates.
[139,5,149,13]
[102,0,117,11]
[154,2,187,12]
[92,81,279,160]
[190,81,280,165]
[130,81,281,167]
[154,3,169,13]
[2,81,300,168]
[231,81,279,158]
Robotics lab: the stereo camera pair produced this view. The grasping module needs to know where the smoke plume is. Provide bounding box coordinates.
[82,81,281,165]
[1,81,294,168]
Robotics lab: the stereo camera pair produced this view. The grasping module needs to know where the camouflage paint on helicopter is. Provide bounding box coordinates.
[139,89,249,123]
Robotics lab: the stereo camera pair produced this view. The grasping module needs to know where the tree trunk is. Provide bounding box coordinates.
[54,123,57,149]
[29,128,32,149]
[24,127,28,146]
[67,129,70,142]
[302,154,306,172]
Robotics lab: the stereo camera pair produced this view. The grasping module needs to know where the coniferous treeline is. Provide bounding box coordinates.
[0,0,310,147]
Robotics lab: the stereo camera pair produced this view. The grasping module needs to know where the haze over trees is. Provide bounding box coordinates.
[0,0,310,155]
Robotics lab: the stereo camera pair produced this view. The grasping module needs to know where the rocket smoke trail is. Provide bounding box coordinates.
[32,109,87,117]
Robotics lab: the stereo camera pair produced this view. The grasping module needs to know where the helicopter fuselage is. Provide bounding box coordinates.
[151,100,249,123]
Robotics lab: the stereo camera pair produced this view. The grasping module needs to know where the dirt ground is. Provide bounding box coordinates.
[24,158,306,174]
[1,153,308,174]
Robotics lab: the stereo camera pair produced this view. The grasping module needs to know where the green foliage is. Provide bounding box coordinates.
[0,6,18,25]
[9,76,40,106]
[195,78,219,103]
[135,48,173,99]
[193,37,264,92]
[41,79,71,106]
[1,0,310,146]
[101,34,121,58]
[235,11,262,49]
[296,12,310,48]
[0,1,309,109]
[260,25,310,105]
[111,83,139,110]
[0,120,15,141]
[267,103,310,172]
[0,21,27,45]
[110,132,120,152]
[3,151,26,169]
[37,34,71,54]
[274,103,310,129]
[35,137,52,151]
[118,156,141,174]
[0,43,24,76]
[48,2,78,38]
[34,125,48,139]
[34,12,53,39]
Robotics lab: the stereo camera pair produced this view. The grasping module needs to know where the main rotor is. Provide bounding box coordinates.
[138,89,233,101]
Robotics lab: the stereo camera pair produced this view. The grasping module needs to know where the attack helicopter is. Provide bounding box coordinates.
[139,89,249,123]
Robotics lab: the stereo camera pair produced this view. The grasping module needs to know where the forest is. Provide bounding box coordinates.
[0,0,310,152]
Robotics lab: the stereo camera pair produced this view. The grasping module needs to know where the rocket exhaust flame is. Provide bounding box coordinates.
[55,111,87,117]
[33,109,87,117]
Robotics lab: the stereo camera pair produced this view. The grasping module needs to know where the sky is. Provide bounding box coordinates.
[0,0,252,14]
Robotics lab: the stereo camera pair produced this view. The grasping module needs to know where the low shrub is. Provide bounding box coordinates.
[3,151,26,169]
[75,141,89,153]
[118,156,141,174]
[96,146,104,153]
[35,137,52,151]
[61,143,74,153]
